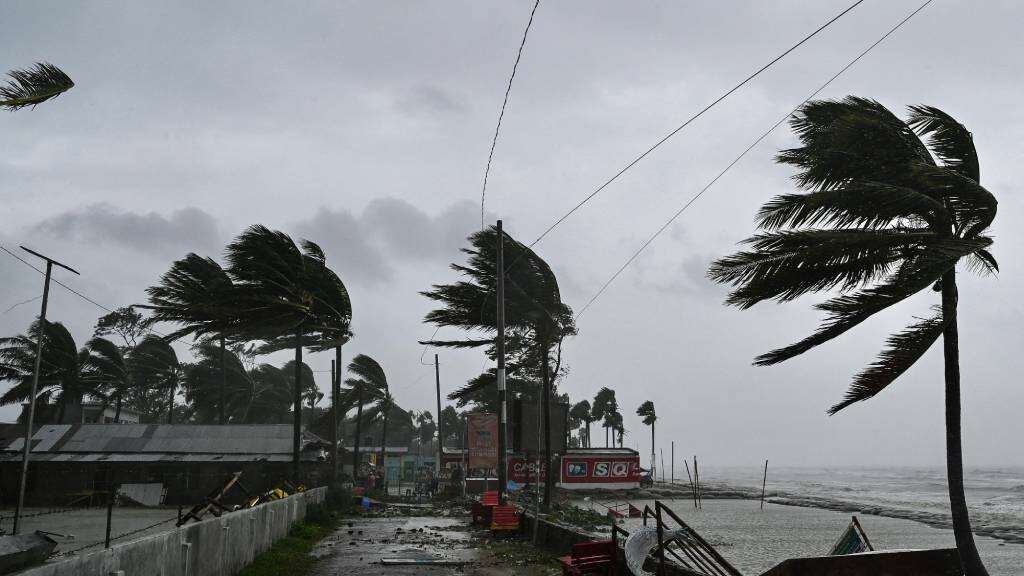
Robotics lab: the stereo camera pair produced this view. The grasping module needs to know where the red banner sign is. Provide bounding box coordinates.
[560,453,641,488]
[466,413,498,477]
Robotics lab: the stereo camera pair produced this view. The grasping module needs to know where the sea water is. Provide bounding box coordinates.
[577,466,1024,575]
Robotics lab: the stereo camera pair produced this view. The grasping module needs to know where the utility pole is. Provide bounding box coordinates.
[330,357,338,483]
[434,354,442,477]
[671,441,675,484]
[495,220,508,505]
[13,246,79,534]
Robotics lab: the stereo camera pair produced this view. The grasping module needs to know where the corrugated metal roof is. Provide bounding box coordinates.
[0,452,303,463]
[0,424,323,458]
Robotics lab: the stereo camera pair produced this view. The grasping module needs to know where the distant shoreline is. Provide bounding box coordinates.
[567,480,1024,546]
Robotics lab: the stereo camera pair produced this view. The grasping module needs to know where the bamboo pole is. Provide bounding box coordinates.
[760,459,768,510]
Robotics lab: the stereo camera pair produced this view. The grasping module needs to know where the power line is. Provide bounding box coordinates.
[528,0,867,249]
[574,0,936,320]
[0,244,167,338]
[480,0,542,229]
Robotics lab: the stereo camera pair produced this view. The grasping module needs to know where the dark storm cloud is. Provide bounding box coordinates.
[32,204,221,258]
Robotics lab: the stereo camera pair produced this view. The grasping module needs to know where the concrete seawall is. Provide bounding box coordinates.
[19,487,326,576]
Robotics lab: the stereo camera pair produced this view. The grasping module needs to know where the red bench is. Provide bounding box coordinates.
[471,490,500,525]
[490,505,520,534]
[558,540,615,576]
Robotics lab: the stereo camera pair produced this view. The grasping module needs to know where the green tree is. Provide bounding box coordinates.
[439,405,463,448]
[422,225,576,509]
[1,63,73,111]
[93,306,152,350]
[569,400,594,448]
[182,342,254,423]
[344,354,388,479]
[709,98,996,576]
[0,320,97,423]
[145,254,237,424]
[129,335,182,424]
[637,400,656,477]
[591,387,617,448]
[83,337,132,422]
[225,225,350,477]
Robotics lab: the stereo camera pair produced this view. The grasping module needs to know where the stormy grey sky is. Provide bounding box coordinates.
[2,1,1022,468]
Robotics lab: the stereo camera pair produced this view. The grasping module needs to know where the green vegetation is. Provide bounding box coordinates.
[237,505,341,576]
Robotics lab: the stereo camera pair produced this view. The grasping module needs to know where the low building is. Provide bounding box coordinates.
[0,423,328,505]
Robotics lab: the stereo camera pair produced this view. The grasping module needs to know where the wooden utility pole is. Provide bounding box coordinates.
[495,220,508,504]
[671,441,675,484]
[434,354,442,477]
[761,459,768,510]
[13,246,79,534]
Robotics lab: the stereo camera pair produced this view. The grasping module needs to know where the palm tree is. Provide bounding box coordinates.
[225,225,350,478]
[83,337,131,422]
[0,320,97,423]
[145,254,237,424]
[422,225,576,509]
[570,400,593,448]
[637,401,656,478]
[709,97,996,576]
[344,354,388,480]
[591,387,617,448]
[1,63,73,111]
[130,335,182,424]
[182,342,255,423]
[247,364,293,424]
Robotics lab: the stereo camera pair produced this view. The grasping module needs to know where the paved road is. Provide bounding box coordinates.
[308,514,559,576]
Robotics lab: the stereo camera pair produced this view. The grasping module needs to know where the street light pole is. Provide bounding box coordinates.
[13,246,79,534]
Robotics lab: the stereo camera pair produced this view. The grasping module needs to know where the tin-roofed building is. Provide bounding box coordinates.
[0,424,328,505]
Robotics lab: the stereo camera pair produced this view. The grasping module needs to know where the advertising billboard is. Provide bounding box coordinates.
[466,413,498,478]
[559,450,641,490]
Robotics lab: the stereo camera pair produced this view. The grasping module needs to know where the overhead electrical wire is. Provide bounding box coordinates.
[528,0,868,248]
[479,0,543,229]
[574,0,937,320]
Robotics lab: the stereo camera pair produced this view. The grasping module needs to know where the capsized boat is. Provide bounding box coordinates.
[0,531,58,575]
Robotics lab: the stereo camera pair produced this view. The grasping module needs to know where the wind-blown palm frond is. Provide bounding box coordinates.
[143,254,236,341]
[636,400,656,426]
[0,321,96,421]
[829,310,948,415]
[1,63,74,110]
[907,105,979,182]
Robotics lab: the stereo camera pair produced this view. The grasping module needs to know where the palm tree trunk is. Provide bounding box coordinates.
[353,388,363,480]
[167,382,174,424]
[114,395,122,423]
[219,337,226,425]
[584,421,590,448]
[380,403,390,495]
[292,326,303,480]
[941,269,988,576]
[651,421,656,480]
[541,344,553,510]
[332,345,341,483]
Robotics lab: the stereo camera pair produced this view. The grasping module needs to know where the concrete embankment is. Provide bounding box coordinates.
[18,487,326,576]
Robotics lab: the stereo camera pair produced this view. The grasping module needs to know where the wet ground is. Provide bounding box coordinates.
[308,513,561,576]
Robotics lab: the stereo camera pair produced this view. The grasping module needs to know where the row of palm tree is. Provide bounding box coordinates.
[0,318,321,426]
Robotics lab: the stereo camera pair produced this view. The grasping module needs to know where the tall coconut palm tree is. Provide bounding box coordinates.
[0,320,97,423]
[344,354,388,480]
[144,254,237,424]
[83,337,131,422]
[225,226,349,478]
[709,97,996,576]
[130,335,182,424]
[247,364,293,424]
[422,225,576,509]
[637,401,656,477]
[570,400,594,448]
[591,387,617,448]
[1,63,73,110]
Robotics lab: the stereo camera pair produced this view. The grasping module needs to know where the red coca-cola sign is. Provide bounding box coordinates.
[508,457,547,483]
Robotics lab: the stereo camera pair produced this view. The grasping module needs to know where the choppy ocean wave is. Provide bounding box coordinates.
[701,466,1024,546]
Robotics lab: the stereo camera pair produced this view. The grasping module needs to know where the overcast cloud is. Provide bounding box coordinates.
[2,0,1023,468]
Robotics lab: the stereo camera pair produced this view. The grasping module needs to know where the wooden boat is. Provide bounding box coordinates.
[0,531,58,575]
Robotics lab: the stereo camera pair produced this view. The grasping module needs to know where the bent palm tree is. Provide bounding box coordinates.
[591,387,617,448]
[344,354,388,479]
[637,401,656,478]
[182,342,255,423]
[83,337,131,422]
[1,63,73,110]
[0,320,96,423]
[130,336,182,424]
[422,225,576,508]
[570,400,593,448]
[709,97,995,576]
[145,254,237,424]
